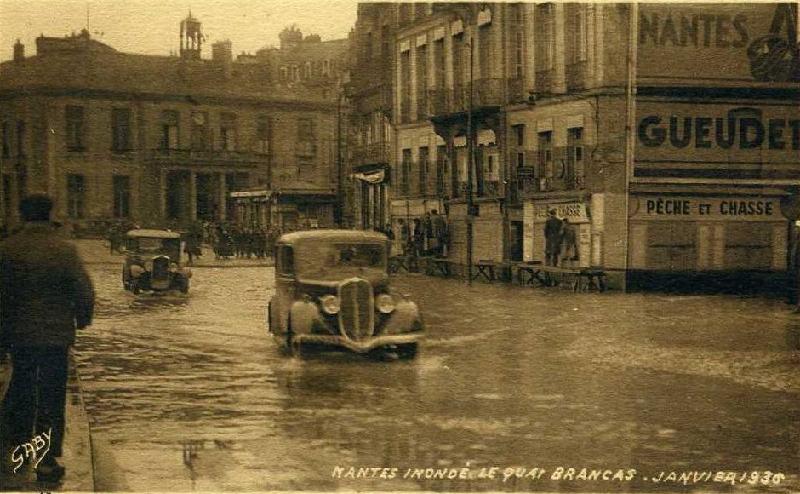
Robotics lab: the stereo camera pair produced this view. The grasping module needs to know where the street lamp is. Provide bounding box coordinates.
[465,32,475,286]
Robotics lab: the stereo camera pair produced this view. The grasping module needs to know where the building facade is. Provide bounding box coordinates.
[386,2,799,289]
[344,4,398,231]
[0,16,339,233]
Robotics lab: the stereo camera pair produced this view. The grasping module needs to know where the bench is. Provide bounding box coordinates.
[472,260,513,282]
[427,257,457,278]
[539,265,607,292]
[388,255,411,274]
[514,261,547,286]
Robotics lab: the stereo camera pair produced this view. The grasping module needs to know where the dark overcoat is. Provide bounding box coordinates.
[0,223,95,348]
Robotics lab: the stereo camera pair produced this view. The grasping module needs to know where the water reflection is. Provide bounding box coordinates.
[76,264,800,492]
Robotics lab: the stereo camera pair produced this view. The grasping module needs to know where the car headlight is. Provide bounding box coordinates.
[319,295,340,315]
[376,294,395,314]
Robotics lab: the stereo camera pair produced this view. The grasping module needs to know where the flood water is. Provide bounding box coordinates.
[75,256,800,492]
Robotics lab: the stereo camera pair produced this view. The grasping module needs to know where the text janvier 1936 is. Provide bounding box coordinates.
[331,465,787,486]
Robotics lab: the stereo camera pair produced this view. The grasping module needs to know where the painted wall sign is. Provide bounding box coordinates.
[637,3,799,82]
[632,196,786,222]
[635,101,800,163]
[533,202,589,223]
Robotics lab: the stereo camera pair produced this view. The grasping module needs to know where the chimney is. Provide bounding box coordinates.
[13,39,24,62]
[212,40,233,78]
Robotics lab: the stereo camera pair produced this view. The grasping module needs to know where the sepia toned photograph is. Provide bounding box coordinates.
[0,0,798,492]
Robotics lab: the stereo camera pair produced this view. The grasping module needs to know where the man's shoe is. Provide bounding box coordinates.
[36,458,65,483]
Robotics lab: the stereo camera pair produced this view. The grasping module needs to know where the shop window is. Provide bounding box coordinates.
[724,223,772,270]
[646,222,697,271]
[67,174,85,219]
[65,106,86,151]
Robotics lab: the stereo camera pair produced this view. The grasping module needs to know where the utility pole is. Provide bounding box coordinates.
[466,34,474,286]
[335,91,344,227]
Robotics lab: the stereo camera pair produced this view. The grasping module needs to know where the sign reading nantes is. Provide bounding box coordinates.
[637,3,799,82]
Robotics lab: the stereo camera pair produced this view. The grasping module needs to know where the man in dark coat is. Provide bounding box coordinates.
[544,209,563,266]
[0,195,95,482]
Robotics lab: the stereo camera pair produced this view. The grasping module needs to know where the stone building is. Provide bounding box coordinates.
[345,4,398,231]
[387,2,799,289]
[0,14,339,233]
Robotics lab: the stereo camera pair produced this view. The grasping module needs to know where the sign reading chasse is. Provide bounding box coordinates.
[633,197,785,222]
[637,3,799,82]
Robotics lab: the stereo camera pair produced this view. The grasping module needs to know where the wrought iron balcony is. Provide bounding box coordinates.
[145,148,269,166]
[351,141,391,167]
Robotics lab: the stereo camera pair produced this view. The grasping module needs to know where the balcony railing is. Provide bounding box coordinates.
[452,180,502,200]
[145,148,269,166]
[351,141,391,167]
[516,172,585,194]
[427,78,515,117]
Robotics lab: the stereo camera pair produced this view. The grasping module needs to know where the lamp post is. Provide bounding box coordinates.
[335,90,344,227]
[465,33,475,286]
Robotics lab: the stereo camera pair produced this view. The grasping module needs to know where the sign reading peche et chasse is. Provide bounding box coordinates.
[637,3,799,82]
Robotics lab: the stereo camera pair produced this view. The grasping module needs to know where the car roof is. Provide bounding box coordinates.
[126,229,182,239]
[278,229,388,245]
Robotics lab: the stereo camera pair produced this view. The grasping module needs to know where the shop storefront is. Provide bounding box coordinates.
[230,189,336,231]
[353,167,389,231]
[523,199,593,268]
[628,195,788,273]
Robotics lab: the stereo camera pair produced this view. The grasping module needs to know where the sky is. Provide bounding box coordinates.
[0,0,359,62]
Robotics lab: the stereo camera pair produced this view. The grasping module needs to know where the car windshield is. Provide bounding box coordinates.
[296,242,386,280]
[130,237,180,256]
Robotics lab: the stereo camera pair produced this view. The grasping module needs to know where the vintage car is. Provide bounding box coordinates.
[122,229,192,294]
[267,230,424,358]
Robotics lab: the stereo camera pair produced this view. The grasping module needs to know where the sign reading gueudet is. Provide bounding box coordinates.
[637,3,799,83]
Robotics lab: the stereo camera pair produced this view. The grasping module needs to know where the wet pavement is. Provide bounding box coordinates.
[74,245,800,492]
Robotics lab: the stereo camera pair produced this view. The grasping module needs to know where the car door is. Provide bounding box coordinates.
[270,243,296,336]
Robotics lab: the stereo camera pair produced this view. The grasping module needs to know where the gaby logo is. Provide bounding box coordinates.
[748,4,799,82]
[10,428,52,474]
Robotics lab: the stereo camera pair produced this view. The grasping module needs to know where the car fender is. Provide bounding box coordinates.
[382,300,423,335]
[289,300,322,335]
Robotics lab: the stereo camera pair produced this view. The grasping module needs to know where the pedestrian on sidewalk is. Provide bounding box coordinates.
[544,209,563,267]
[0,194,95,483]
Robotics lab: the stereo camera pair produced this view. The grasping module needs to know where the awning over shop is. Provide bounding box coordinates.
[352,169,386,184]
[230,190,271,203]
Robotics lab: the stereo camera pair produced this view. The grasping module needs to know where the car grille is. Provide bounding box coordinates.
[338,278,374,340]
[152,256,170,281]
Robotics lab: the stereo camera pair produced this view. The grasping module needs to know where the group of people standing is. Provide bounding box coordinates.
[209,223,280,260]
[392,210,448,258]
[544,209,579,267]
